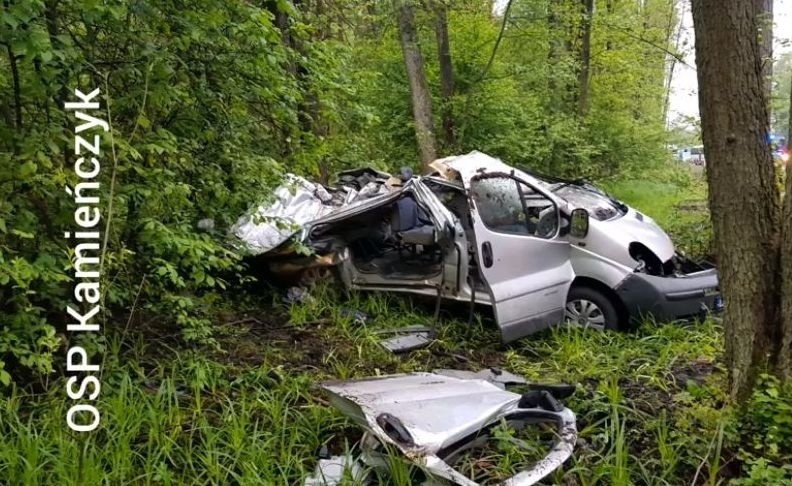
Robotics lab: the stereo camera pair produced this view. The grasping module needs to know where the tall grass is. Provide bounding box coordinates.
[0,285,728,485]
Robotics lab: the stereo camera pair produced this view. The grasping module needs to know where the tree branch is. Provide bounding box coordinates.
[472,0,515,84]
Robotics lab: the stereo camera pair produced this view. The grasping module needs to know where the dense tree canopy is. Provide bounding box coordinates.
[0,0,678,383]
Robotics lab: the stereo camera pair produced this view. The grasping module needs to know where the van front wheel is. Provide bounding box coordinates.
[565,286,619,331]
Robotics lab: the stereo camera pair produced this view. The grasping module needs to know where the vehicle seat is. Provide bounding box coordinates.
[391,197,435,248]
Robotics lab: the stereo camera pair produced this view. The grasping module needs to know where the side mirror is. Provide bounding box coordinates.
[570,208,589,238]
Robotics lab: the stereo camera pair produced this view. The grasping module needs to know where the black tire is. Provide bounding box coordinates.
[566,286,620,331]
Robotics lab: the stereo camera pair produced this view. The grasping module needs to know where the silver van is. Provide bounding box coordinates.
[249,151,721,342]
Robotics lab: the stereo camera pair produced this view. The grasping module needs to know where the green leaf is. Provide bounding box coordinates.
[0,218,6,233]
[11,229,34,239]
[3,13,19,29]
[0,362,10,387]
[19,160,37,178]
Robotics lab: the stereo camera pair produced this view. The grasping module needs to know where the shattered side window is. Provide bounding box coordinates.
[471,176,558,238]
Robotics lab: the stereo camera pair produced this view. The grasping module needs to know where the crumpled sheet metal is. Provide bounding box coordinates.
[233,173,391,255]
[318,372,577,486]
[432,368,528,389]
[436,151,511,181]
[232,175,336,255]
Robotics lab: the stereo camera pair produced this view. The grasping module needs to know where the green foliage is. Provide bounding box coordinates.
[733,458,792,486]
[772,51,792,142]
[0,285,738,484]
[1,0,296,378]
[0,0,681,385]
[737,374,792,464]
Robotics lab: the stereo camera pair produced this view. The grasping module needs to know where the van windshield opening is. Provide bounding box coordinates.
[550,184,626,221]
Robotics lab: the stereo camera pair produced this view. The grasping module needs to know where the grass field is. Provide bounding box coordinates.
[1,171,789,485]
[0,288,733,485]
[606,170,712,259]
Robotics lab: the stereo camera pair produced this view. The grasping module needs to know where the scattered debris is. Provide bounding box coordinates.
[197,218,215,231]
[307,370,578,485]
[339,308,370,325]
[374,325,435,353]
[379,332,433,353]
[284,286,315,305]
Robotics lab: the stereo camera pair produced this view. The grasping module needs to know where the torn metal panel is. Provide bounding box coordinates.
[234,172,394,255]
[379,330,433,353]
[322,373,524,453]
[442,151,516,182]
[319,372,577,485]
[335,167,392,188]
[232,175,338,255]
[429,156,461,181]
[432,368,528,388]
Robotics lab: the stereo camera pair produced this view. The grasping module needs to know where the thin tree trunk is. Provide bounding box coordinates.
[578,0,594,117]
[605,0,614,51]
[312,0,332,184]
[691,0,786,400]
[44,0,73,166]
[761,0,773,111]
[787,75,792,150]
[6,43,21,133]
[547,0,568,113]
[396,0,437,170]
[434,1,455,149]
[663,1,684,126]
[781,75,792,380]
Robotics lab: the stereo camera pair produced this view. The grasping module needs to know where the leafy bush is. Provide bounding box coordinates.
[738,374,792,464]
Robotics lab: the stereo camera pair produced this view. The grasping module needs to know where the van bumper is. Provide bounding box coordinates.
[614,268,721,324]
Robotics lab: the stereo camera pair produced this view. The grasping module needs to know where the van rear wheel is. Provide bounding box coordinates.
[565,286,619,331]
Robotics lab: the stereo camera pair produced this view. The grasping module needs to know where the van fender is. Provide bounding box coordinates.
[570,245,633,290]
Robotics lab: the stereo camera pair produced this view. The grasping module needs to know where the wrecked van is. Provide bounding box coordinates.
[533,174,721,330]
[236,151,720,341]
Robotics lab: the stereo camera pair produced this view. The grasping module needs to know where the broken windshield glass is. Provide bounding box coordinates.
[551,184,625,221]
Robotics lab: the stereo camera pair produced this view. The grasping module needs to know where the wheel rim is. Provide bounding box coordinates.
[565,299,607,331]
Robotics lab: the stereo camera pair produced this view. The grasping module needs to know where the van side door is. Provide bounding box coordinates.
[467,173,574,341]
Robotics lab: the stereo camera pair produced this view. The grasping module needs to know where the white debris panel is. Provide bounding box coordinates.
[232,174,391,255]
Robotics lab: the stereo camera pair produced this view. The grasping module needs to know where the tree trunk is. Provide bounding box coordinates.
[578,0,594,117]
[547,0,571,113]
[691,0,789,400]
[663,0,682,127]
[605,0,614,51]
[787,74,792,152]
[434,1,455,149]
[761,0,773,111]
[781,75,792,380]
[6,43,22,134]
[396,0,437,170]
